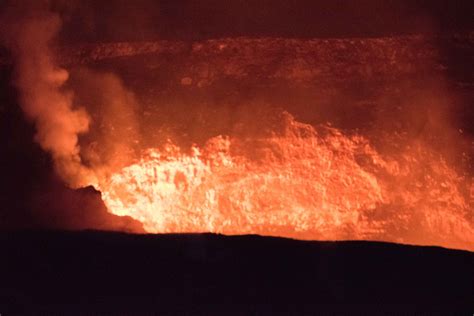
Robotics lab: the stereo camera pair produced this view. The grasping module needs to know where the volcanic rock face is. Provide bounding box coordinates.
[54,34,474,137]
[3,33,473,85]
[56,33,474,84]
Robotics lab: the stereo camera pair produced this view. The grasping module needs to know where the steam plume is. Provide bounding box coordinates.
[1,5,95,187]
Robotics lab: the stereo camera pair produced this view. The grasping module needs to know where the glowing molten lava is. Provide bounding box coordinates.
[95,113,473,250]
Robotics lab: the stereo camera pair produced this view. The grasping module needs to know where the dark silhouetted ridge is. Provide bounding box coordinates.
[1,230,473,314]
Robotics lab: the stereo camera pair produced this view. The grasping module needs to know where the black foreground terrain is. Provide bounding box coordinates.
[0,230,473,314]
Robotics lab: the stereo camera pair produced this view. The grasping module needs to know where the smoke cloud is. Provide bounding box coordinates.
[71,68,140,176]
[0,1,143,190]
[1,3,95,187]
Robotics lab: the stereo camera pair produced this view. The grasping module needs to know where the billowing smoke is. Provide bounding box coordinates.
[1,3,95,187]
[0,2,146,232]
[70,68,140,177]
[0,1,142,190]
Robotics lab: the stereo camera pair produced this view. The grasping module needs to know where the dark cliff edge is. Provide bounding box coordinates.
[0,230,473,314]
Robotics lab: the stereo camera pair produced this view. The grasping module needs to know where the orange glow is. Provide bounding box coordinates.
[94,112,474,251]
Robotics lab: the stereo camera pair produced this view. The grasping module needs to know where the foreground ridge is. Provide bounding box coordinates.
[1,230,473,314]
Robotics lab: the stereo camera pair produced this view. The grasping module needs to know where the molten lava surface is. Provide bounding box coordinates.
[95,113,473,251]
